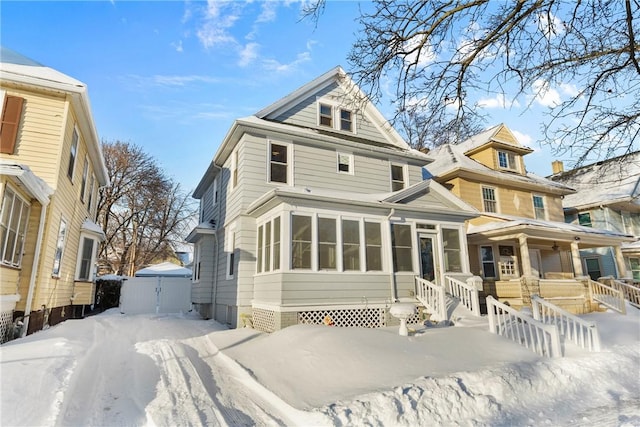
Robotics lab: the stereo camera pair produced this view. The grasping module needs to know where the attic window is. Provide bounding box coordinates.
[319,103,333,127]
[340,109,353,131]
[497,150,517,171]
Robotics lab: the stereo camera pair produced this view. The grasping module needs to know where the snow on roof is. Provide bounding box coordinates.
[81,218,106,240]
[0,46,85,89]
[0,160,53,205]
[134,262,192,277]
[468,213,634,239]
[96,274,127,281]
[550,152,640,209]
[426,142,573,193]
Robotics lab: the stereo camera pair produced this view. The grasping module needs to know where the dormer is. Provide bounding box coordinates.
[462,124,533,175]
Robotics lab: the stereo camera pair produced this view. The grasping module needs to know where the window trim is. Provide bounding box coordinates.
[481,186,498,213]
[336,152,354,175]
[497,150,518,172]
[212,176,219,207]
[532,194,546,220]
[80,156,89,203]
[0,184,30,268]
[267,140,292,185]
[75,233,99,281]
[226,225,236,280]
[52,217,68,277]
[480,245,496,279]
[68,126,79,180]
[317,216,338,271]
[291,213,313,270]
[390,163,407,192]
[192,241,202,283]
[316,99,356,134]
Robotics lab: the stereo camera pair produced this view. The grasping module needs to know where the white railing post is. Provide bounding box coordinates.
[414,276,446,322]
[443,275,482,317]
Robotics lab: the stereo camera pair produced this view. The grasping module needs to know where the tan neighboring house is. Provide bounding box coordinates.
[426,124,634,312]
[0,47,109,342]
[549,152,640,281]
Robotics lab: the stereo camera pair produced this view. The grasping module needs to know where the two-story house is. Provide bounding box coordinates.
[550,152,640,281]
[187,66,478,331]
[0,47,109,341]
[426,124,634,312]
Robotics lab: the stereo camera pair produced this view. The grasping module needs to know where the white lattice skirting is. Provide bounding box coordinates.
[251,306,425,332]
[0,310,15,344]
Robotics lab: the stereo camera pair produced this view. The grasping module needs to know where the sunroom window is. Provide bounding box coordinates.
[292,215,312,269]
[391,223,413,272]
[318,217,337,270]
[342,219,360,271]
[0,186,30,268]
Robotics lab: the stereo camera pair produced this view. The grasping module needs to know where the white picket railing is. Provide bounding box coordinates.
[531,295,601,352]
[486,296,562,358]
[444,276,481,317]
[611,280,640,307]
[415,277,446,322]
[589,279,626,314]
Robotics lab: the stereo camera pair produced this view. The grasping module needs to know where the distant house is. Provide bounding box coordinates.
[187,66,478,331]
[549,152,640,281]
[426,124,634,312]
[0,47,109,341]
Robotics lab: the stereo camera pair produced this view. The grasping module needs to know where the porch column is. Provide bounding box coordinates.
[518,234,532,277]
[571,241,584,277]
[613,245,628,278]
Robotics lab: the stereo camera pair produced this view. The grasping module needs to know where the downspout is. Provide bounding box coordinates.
[21,202,48,337]
[386,208,397,302]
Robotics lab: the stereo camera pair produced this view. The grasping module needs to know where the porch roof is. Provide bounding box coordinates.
[467,214,634,246]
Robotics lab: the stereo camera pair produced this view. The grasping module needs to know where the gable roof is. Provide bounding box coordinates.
[0,46,109,187]
[256,66,410,151]
[550,152,640,210]
[426,125,574,195]
[459,123,533,155]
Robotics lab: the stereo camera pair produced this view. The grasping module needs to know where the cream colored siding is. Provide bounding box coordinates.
[468,149,495,170]
[0,87,66,186]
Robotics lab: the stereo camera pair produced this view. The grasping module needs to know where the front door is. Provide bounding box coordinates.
[419,235,438,283]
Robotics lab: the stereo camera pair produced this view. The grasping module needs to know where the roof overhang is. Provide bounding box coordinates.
[0,161,53,205]
[185,221,217,243]
[80,218,106,241]
[464,140,534,157]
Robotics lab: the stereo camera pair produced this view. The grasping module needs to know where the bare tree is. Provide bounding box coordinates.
[305,0,640,162]
[96,141,197,276]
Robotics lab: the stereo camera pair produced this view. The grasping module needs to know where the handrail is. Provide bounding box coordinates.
[444,276,481,317]
[531,295,601,352]
[414,277,446,322]
[611,279,640,307]
[486,296,562,358]
[589,279,626,314]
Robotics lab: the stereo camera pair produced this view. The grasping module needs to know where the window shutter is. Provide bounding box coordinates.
[0,96,25,154]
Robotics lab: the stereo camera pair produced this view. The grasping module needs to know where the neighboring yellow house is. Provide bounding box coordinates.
[426,124,634,312]
[0,47,109,341]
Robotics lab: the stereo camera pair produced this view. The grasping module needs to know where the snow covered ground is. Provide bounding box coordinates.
[1,305,639,426]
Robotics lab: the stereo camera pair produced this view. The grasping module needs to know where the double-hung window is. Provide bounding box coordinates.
[291,215,312,269]
[52,218,67,277]
[482,186,497,213]
[532,195,545,220]
[68,128,78,180]
[319,103,333,127]
[80,157,89,203]
[337,152,353,174]
[342,219,360,271]
[365,222,382,271]
[391,223,413,272]
[480,246,496,278]
[0,186,30,267]
[340,109,353,131]
[76,235,99,281]
[318,217,337,270]
[269,142,289,184]
[442,228,463,273]
[391,164,406,191]
[256,217,281,273]
[318,101,355,133]
[629,257,640,281]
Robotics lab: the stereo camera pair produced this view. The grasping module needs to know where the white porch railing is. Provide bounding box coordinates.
[531,295,601,352]
[611,280,640,307]
[415,277,446,322]
[444,276,481,317]
[589,279,626,314]
[487,296,562,358]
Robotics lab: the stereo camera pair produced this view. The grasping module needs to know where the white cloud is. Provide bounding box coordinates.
[537,11,564,40]
[511,130,533,147]
[403,34,436,67]
[532,79,561,107]
[196,1,242,49]
[124,74,223,88]
[559,82,580,97]
[256,1,277,23]
[239,42,260,67]
[477,93,520,109]
[262,51,311,74]
[171,40,184,53]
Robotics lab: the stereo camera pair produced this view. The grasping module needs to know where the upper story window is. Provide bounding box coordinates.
[319,103,333,127]
[532,195,546,220]
[0,94,24,155]
[391,164,406,191]
[231,151,238,189]
[52,217,68,277]
[497,150,518,171]
[80,157,89,203]
[337,152,353,174]
[317,101,355,133]
[212,176,219,206]
[578,212,592,227]
[76,235,98,281]
[269,141,290,184]
[482,186,497,213]
[0,185,30,268]
[68,128,79,180]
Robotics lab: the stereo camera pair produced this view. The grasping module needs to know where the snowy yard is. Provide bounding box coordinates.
[1,305,639,426]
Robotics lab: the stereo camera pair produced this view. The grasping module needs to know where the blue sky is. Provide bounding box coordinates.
[2,1,563,192]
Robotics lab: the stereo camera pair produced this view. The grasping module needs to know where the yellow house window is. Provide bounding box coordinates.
[497,150,518,171]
